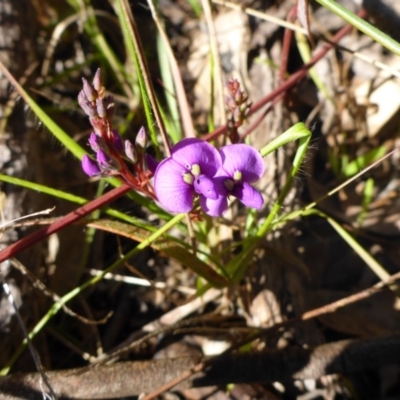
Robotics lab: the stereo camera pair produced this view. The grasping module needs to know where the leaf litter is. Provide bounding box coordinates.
[1,0,400,399]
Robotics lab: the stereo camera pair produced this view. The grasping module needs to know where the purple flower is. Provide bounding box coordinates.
[200,144,264,215]
[82,130,125,178]
[221,144,264,206]
[154,138,222,214]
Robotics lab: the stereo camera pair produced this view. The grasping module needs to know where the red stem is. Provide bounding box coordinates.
[0,184,132,264]
[203,9,366,142]
[279,6,298,84]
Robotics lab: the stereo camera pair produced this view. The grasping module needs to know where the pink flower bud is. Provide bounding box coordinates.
[82,78,97,102]
[124,140,138,163]
[135,126,148,152]
[92,68,103,92]
[78,91,97,117]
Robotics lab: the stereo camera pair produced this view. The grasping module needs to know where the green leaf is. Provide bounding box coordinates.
[316,0,400,57]
[260,122,311,158]
[89,219,228,288]
[341,146,387,177]
[0,60,85,160]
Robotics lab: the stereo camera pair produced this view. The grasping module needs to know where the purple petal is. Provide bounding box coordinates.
[89,132,103,152]
[111,129,123,152]
[200,195,228,217]
[154,158,194,213]
[82,155,101,177]
[219,144,265,183]
[171,138,221,177]
[145,154,159,174]
[193,174,217,199]
[96,149,111,167]
[232,182,264,209]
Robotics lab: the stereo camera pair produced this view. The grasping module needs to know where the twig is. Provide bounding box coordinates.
[142,269,400,398]
[212,0,308,34]
[0,184,132,264]
[279,6,297,83]
[10,258,112,325]
[1,333,400,399]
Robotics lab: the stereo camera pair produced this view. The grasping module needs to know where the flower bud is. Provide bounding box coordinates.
[96,98,107,119]
[227,79,239,94]
[96,149,111,167]
[82,78,97,102]
[78,91,97,117]
[96,149,120,171]
[92,68,103,92]
[225,96,236,110]
[244,104,252,117]
[135,126,147,152]
[82,155,101,177]
[124,140,138,163]
[88,132,104,152]
[234,90,246,104]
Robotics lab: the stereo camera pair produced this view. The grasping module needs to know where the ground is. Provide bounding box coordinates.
[0,0,400,399]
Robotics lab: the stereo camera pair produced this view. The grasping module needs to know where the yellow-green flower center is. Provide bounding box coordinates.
[191,163,201,177]
[233,170,242,182]
[183,164,201,185]
[183,173,194,185]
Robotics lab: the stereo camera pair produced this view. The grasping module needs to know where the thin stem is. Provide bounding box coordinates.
[203,9,366,142]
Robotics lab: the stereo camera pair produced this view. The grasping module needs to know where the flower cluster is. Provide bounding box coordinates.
[78,70,152,197]
[225,78,252,143]
[81,127,144,178]
[153,138,264,217]
[78,70,263,218]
